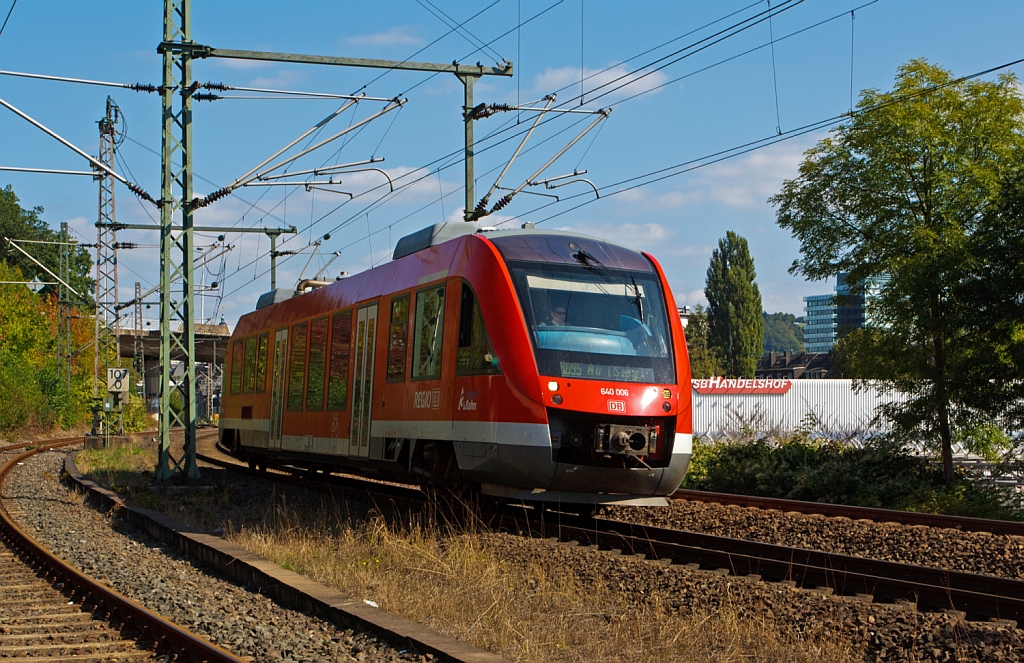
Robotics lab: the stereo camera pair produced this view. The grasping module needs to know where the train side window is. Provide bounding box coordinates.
[242,336,258,393]
[255,332,269,393]
[327,310,353,410]
[287,321,308,411]
[386,295,410,382]
[457,283,501,376]
[230,339,243,394]
[412,286,445,380]
[305,317,329,411]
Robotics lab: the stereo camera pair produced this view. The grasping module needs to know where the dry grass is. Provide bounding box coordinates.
[78,449,861,662]
[231,499,860,663]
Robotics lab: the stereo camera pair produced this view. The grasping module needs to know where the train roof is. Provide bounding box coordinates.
[245,222,655,320]
[393,221,652,271]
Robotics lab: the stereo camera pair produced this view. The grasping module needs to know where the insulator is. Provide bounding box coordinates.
[202,81,228,91]
[113,242,137,250]
[466,102,488,119]
[474,198,489,215]
[491,194,512,212]
[194,93,221,103]
[489,103,513,113]
[131,83,158,94]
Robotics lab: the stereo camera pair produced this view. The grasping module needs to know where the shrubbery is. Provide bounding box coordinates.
[0,263,94,441]
[682,435,1021,521]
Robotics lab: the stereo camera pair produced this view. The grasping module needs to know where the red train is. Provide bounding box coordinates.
[219,221,692,506]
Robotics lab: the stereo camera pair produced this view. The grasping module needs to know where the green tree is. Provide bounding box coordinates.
[704,231,764,377]
[762,312,805,354]
[683,304,724,378]
[771,59,1024,480]
[0,185,93,301]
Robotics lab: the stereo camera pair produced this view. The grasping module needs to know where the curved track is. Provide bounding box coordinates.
[0,439,245,663]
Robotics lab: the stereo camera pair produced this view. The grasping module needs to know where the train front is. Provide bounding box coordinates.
[482,232,692,505]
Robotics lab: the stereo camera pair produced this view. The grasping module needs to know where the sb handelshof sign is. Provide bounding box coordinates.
[692,377,793,394]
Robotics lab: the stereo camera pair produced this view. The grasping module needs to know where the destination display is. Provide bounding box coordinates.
[559,361,656,383]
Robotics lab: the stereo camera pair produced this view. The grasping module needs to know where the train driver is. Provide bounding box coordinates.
[543,295,568,326]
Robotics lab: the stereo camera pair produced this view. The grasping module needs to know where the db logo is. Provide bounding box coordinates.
[607,400,626,413]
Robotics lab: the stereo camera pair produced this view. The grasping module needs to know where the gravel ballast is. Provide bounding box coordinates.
[10,445,1024,661]
[607,500,1024,580]
[5,448,424,663]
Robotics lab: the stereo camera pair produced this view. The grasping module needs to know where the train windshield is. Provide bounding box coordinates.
[505,260,675,384]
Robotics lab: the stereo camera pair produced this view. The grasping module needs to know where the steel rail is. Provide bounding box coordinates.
[197,445,425,505]
[672,488,1024,537]
[0,439,246,663]
[198,443,1024,624]
[509,511,1024,625]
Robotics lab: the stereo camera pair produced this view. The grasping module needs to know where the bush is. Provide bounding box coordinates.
[682,435,1022,521]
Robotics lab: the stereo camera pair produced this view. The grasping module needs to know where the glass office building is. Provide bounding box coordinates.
[803,273,890,353]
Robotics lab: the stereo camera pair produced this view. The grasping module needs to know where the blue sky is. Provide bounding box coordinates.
[1,1,1022,328]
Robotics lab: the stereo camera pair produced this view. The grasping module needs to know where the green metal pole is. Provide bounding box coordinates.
[180,0,200,478]
[155,0,178,480]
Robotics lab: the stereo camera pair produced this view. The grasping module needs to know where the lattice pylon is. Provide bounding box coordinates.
[156,0,200,480]
[57,222,73,392]
[91,96,123,436]
[133,281,145,398]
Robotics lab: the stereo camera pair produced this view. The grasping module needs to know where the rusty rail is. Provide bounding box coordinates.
[671,488,1024,537]
[0,439,246,663]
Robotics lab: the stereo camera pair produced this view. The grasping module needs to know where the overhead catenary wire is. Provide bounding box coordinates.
[0,0,16,40]
[518,54,1024,228]
[218,0,860,293]
[418,0,505,64]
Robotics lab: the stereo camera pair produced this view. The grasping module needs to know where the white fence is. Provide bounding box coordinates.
[691,378,906,440]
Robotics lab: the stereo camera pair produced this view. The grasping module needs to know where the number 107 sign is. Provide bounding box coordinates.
[107,368,129,394]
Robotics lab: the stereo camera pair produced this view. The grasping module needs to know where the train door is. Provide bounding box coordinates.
[350,303,378,458]
[268,328,288,451]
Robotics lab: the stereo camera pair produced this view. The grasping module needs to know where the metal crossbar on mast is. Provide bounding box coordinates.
[156,0,513,479]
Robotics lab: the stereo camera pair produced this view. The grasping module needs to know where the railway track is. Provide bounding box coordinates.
[671,488,1024,537]
[515,511,1024,626]
[196,443,1024,626]
[1,439,245,663]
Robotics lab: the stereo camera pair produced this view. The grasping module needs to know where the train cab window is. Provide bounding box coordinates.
[229,339,243,394]
[412,286,445,380]
[456,284,500,376]
[386,295,410,382]
[242,336,258,394]
[327,310,353,410]
[255,333,269,393]
[287,321,308,411]
[305,317,329,411]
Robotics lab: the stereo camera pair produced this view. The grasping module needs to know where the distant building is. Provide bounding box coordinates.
[756,351,835,379]
[802,273,890,352]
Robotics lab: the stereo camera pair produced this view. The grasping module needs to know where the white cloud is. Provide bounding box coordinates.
[347,26,424,47]
[609,187,698,210]
[687,142,807,208]
[677,289,707,307]
[533,63,669,102]
[249,69,306,89]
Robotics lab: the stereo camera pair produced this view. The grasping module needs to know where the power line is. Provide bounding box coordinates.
[523,54,1024,226]
[221,2,824,286]
[0,0,16,40]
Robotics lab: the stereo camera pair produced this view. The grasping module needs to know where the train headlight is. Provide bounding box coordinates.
[547,381,559,391]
